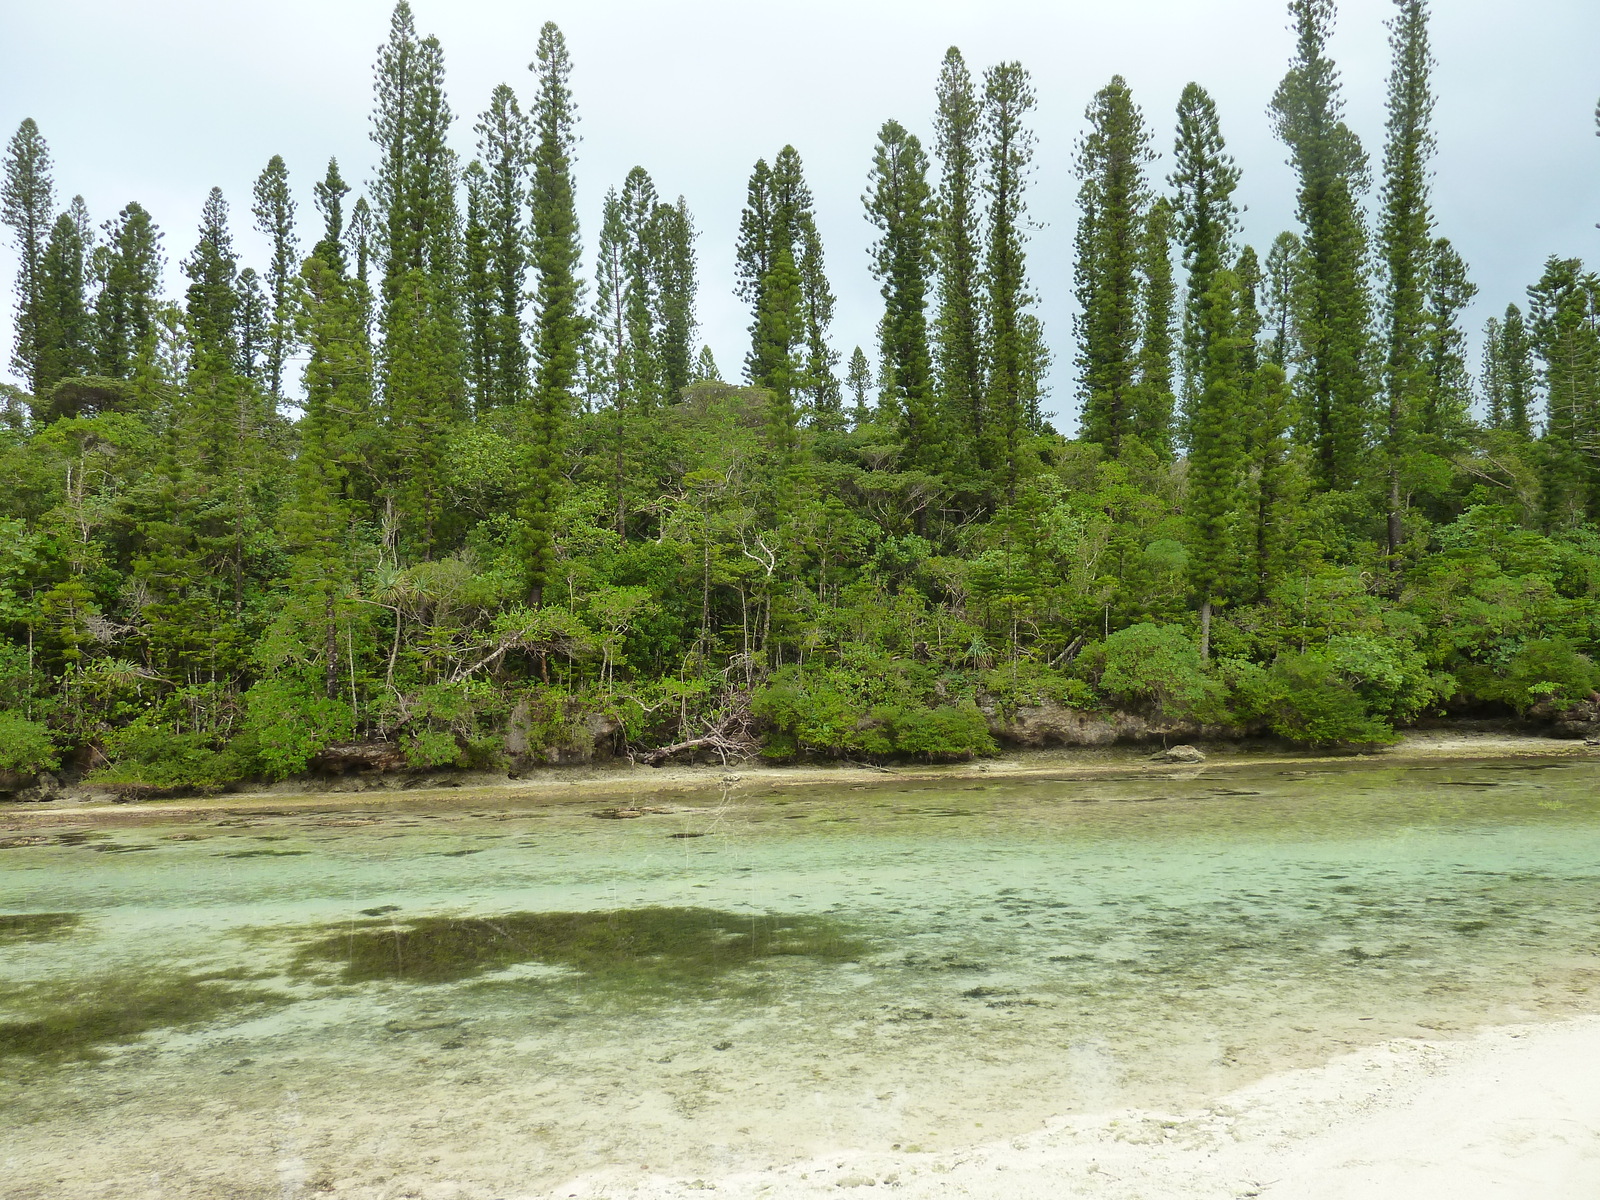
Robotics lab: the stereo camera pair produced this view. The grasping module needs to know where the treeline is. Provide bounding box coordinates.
[2,0,1599,788]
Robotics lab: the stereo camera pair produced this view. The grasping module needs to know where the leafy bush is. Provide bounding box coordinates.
[1235,651,1399,747]
[980,660,1099,717]
[96,717,256,791]
[243,676,355,779]
[1321,634,1444,724]
[0,710,57,774]
[1492,637,1599,713]
[753,667,994,761]
[1080,623,1224,719]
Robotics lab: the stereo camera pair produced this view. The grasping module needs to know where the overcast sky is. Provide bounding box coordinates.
[2,0,1598,427]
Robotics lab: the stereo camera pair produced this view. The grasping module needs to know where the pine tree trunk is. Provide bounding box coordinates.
[1199,597,1213,661]
[324,591,339,700]
[1387,469,1403,576]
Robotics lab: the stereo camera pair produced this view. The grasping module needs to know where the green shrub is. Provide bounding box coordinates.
[1081,623,1224,719]
[752,668,995,761]
[243,676,355,779]
[874,702,995,761]
[981,661,1101,716]
[0,710,57,774]
[1238,651,1399,747]
[404,729,462,769]
[96,718,255,790]
[1492,638,1599,713]
[1321,634,1443,724]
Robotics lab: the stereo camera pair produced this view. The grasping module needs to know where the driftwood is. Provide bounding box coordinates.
[634,704,759,768]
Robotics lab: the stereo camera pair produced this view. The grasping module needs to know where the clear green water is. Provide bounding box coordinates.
[3,757,1600,1198]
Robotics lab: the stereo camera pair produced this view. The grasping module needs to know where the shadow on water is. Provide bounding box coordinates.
[290,906,871,993]
[0,970,287,1063]
[0,913,83,944]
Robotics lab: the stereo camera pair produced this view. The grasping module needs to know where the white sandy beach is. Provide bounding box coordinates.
[551,1016,1600,1200]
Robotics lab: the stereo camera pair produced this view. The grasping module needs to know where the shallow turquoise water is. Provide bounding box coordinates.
[3,757,1600,1198]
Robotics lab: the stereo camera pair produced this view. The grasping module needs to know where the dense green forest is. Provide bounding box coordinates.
[3,0,1600,791]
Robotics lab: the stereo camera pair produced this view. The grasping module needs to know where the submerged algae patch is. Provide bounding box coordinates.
[0,972,287,1062]
[292,906,870,989]
[0,912,83,944]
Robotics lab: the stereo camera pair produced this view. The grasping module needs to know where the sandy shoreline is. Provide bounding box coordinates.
[553,1015,1600,1199]
[5,728,1598,823]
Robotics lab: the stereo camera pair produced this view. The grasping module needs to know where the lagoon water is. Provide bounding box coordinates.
[4,757,1600,1198]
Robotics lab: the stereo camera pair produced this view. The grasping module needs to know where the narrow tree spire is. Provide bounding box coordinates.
[981,61,1038,499]
[933,47,985,479]
[1134,198,1177,455]
[2,119,56,393]
[1171,82,1241,420]
[474,81,532,410]
[523,19,583,603]
[251,154,298,402]
[1188,269,1249,658]
[1075,75,1151,458]
[1377,0,1437,563]
[92,201,164,378]
[865,119,936,464]
[1270,0,1375,492]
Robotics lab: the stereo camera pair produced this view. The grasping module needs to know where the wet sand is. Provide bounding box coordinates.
[7,728,1595,823]
[558,1015,1600,1199]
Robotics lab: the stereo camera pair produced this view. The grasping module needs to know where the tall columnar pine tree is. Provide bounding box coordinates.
[182,187,245,467]
[36,203,94,392]
[734,158,774,348]
[1419,237,1475,442]
[523,19,584,604]
[289,187,373,700]
[1376,0,1436,563]
[693,343,721,383]
[235,267,269,383]
[1171,83,1241,426]
[754,235,803,463]
[92,202,163,379]
[653,196,698,402]
[1075,76,1152,458]
[180,186,271,615]
[1528,257,1600,527]
[1270,0,1375,492]
[736,146,835,434]
[736,157,795,437]
[1188,269,1249,658]
[1488,303,1535,435]
[251,154,298,403]
[1481,314,1508,429]
[591,168,650,533]
[933,47,986,477]
[982,61,1039,499]
[593,184,628,408]
[473,81,532,411]
[797,212,841,420]
[864,119,937,465]
[1131,199,1178,455]
[619,166,662,409]
[1263,231,1304,370]
[2,119,55,394]
[846,345,873,426]
[463,161,495,408]
[372,2,466,560]
[312,158,381,501]
[348,193,377,345]
[1238,247,1297,602]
